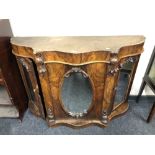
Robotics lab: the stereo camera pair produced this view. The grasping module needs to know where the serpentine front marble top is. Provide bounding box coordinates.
[11,36,145,54]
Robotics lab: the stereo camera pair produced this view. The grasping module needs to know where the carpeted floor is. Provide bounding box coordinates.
[0,71,155,134]
[0,99,155,135]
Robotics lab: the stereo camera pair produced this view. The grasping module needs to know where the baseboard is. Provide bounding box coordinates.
[129,95,155,102]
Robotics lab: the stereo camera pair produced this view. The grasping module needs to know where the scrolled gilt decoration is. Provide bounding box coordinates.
[110,54,118,64]
[125,56,139,63]
[102,111,108,124]
[68,109,87,118]
[47,108,54,120]
[64,67,88,78]
[35,53,47,74]
[107,56,139,76]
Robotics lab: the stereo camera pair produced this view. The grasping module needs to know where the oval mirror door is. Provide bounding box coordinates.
[61,69,93,117]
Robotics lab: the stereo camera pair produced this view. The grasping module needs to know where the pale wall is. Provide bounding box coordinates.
[0,0,155,95]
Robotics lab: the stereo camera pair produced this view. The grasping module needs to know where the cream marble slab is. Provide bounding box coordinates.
[11,36,145,54]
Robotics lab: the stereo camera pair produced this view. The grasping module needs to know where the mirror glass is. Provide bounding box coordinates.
[22,63,35,102]
[61,71,93,117]
[114,61,134,106]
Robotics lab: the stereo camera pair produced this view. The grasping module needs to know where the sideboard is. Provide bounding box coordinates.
[11,36,145,128]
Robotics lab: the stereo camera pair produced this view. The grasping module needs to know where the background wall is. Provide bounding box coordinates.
[0,0,155,95]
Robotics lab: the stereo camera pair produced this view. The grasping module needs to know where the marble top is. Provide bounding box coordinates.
[11,36,145,54]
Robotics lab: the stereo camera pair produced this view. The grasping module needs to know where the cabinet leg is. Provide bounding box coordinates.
[136,80,146,103]
[147,102,155,123]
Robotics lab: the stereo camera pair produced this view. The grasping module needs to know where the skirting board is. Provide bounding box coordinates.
[129,95,155,103]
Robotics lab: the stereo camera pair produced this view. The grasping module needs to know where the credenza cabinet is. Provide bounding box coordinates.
[11,36,145,128]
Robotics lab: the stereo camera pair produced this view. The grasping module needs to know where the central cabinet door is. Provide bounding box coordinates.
[46,62,107,121]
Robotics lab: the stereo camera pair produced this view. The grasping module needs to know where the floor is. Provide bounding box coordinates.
[0,99,155,135]
[0,71,155,134]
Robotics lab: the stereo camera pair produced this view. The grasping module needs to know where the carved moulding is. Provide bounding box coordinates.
[34,53,55,122]
[35,53,47,74]
[64,67,89,78]
[107,55,139,76]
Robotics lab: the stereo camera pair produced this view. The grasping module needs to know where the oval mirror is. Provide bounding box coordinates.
[61,69,93,117]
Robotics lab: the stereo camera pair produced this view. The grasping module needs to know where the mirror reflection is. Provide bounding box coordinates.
[22,66,35,102]
[114,61,134,106]
[61,71,93,117]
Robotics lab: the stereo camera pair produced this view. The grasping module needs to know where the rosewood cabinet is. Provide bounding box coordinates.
[11,36,145,128]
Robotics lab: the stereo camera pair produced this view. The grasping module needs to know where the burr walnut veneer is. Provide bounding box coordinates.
[11,36,145,128]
